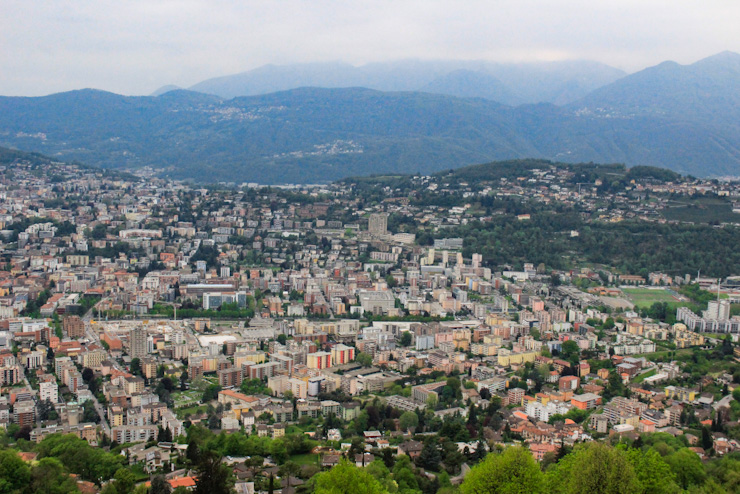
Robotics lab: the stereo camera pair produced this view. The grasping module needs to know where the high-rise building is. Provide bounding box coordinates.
[368,213,388,236]
[705,299,730,320]
[63,316,85,339]
[129,327,147,359]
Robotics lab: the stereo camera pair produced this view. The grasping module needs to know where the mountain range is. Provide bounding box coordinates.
[176,59,627,106]
[0,52,738,184]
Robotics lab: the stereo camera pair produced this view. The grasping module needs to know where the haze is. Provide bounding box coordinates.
[1,0,739,96]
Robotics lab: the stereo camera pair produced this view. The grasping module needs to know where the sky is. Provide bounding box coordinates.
[1,0,739,96]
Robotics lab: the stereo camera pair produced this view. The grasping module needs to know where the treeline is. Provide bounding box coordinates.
[428,213,740,277]
[308,437,740,494]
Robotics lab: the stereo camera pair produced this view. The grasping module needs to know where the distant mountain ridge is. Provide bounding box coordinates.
[0,52,739,184]
[179,59,627,105]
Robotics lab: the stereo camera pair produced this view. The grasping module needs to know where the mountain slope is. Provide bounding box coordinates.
[188,59,627,105]
[572,51,740,126]
[0,51,739,184]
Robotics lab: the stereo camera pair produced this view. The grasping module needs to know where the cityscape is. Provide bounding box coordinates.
[0,152,738,492]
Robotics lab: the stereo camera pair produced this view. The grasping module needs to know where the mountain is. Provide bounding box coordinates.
[572,51,740,125]
[421,70,521,105]
[151,84,182,96]
[0,52,738,183]
[188,59,627,105]
[0,145,59,167]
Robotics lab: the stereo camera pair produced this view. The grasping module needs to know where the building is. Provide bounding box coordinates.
[218,367,243,388]
[63,316,85,339]
[571,393,601,410]
[331,344,355,365]
[306,351,332,370]
[129,327,147,359]
[368,213,388,236]
[39,381,58,404]
[203,291,248,310]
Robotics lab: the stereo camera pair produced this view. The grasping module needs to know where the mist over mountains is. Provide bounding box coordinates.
[180,59,627,106]
[0,52,739,184]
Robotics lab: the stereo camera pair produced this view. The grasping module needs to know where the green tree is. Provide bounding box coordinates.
[356,352,373,367]
[626,448,677,494]
[28,457,78,494]
[0,449,31,493]
[194,451,233,494]
[399,411,419,432]
[666,448,706,490]
[312,459,387,494]
[399,331,413,347]
[130,358,141,376]
[150,474,172,494]
[416,439,442,470]
[560,340,581,365]
[102,468,136,494]
[546,442,640,494]
[461,447,544,494]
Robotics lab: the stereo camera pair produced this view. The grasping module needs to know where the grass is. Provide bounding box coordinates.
[290,453,320,466]
[632,369,657,384]
[661,196,740,224]
[176,405,208,419]
[641,348,694,360]
[622,287,683,309]
[622,288,678,308]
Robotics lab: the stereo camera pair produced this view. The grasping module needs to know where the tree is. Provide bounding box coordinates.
[186,441,200,465]
[82,367,94,383]
[38,399,58,421]
[130,358,141,376]
[461,447,544,494]
[417,439,442,470]
[546,442,640,494]
[270,440,289,465]
[202,384,222,403]
[356,352,373,367]
[666,448,707,490]
[279,461,302,490]
[29,457,78,494]
[312,459,386,494]
[194,451,233,494]
[399,411,419,432]
[150,475,172,494]
[560,340,581,365]
[701,426,714,451]
[399,331,412,347]
[103,468,136,494]
[0,449,31,493]
[626,448,677,494]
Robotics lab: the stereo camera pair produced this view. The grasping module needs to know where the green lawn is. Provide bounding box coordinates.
[661,196,740,224]
[176,405,208,419]
[621,288,683,309]
[290,453,320,466]
[632,369,656,384]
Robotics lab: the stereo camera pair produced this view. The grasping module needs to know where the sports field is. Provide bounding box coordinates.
[621,287,684,309]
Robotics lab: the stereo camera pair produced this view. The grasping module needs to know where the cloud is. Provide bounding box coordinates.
[0,0,738,95]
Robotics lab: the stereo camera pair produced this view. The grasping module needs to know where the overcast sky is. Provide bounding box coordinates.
[2,0,738,96]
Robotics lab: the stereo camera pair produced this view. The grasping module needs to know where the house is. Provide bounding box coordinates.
[355,453,374,467]
[398,440,423,459]
[321,454,341,468]
[168,477,197,490]
[363,430,382,443]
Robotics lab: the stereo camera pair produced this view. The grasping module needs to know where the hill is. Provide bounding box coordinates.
[188,59,626,105]
[0,52,739,184]
[572,51,740,128]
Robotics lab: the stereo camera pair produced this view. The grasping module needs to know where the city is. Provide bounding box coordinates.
[0,151,739,493]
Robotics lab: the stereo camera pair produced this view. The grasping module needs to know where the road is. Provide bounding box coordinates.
[82,299,112,436]
[714,393,734,411]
